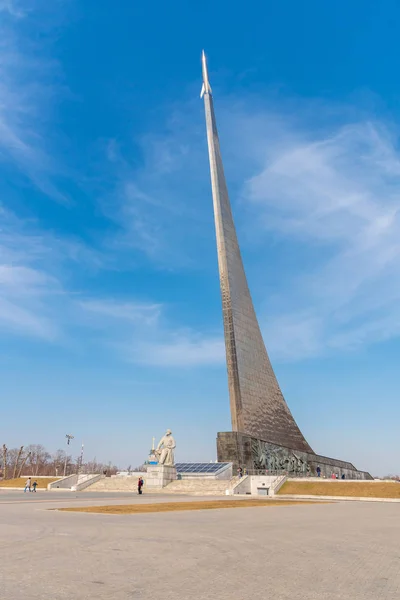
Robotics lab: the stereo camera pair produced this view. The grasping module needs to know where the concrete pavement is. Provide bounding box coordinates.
[0,491,399,599]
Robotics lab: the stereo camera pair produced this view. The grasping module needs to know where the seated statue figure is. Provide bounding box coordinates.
[155,429,176,466]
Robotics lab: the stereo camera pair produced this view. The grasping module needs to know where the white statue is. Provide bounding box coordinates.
[155,429,176,466]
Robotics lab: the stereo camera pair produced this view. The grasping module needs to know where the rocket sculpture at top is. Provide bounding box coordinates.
[200,50,212,98]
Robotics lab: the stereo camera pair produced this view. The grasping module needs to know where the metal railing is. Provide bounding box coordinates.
[236,469,315,477]
[237,469,286,477]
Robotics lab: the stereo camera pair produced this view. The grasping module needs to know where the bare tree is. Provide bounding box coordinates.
[17,451,32,478]
[84,457,118,475]
[25,445,51,476]
[132,464,147,472]
[1,443,121,478]
[382,474,400,481]
[52,449,69,476]
[12,446,24,479]
[2,445,7,480]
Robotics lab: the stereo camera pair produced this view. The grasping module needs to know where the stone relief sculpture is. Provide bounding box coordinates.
[251,438,309,474]
[252,439,267,468]
[155,429,176,466]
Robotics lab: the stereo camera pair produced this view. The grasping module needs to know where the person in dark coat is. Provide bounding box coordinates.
[138,477,144,495]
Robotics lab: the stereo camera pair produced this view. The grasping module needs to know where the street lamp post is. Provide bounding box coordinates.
[76,442,84,479]
[63,434,74,477]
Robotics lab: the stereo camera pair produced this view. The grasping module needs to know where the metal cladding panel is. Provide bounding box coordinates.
[203,90,313,454]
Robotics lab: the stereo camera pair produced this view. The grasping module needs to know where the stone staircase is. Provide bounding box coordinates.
[84,477,139,492]
[162,478,236,495]
[84,476,237,495]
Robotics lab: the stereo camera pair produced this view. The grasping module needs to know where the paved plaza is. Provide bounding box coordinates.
[0,490,399,600]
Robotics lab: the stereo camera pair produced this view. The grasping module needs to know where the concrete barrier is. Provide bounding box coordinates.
[48,473,103,491]
[71,474,103,491]
[232,474,288,496]
[232,476,251,494]
[279,494,400,503]
[48,474,78,490]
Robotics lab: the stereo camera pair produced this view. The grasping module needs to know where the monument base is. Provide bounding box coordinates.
[217,432,373,480]
[145,464,177,488]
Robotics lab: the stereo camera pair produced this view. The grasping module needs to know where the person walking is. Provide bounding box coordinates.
[138,477,144,495]
[316,465,321,477]
[24,477,31,493]
[32,480,38,492]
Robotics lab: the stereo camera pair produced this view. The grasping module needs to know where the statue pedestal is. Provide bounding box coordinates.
[145,464,177,489]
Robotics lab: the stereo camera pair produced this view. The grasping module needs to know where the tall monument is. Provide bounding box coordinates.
[201,51,371,479]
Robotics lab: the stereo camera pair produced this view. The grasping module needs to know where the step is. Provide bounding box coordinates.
[84,476,237,495]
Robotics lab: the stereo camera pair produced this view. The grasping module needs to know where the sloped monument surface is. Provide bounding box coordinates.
[200,51,371,479]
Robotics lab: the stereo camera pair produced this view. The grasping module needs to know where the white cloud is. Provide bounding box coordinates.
[79,297,225,367]
[79,299,162,325]
[0,265,54,290]
[131,334,225,367]
[92,94,400,363]
[0,0,25,17]
[0,1,68,203]
[0,262,59,339]
[0,207,99,341]
[0,200,221,366]
[2,39,399,367]
[0,297,56,339]
[99,100,209,267]
[244,118,400,359]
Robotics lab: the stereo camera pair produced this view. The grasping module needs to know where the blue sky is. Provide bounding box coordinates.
[1,0,399,475]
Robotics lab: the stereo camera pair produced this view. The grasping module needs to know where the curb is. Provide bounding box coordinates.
[278,494,400,503]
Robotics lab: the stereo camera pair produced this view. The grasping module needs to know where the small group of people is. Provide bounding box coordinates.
[316,465,345,479]
[331,472,346,480]
[137,476,144,494]
[24,477,38,493]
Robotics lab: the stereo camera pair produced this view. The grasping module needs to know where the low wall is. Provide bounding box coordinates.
[116,472,147,478]
[232,476,251,494]
[19,475,61,479]
[288,477,383,483]
[71,474,103,491]
[48,474,78,490]
[48,473,103,491]
[250,476,275,495]
[232,475,287,496]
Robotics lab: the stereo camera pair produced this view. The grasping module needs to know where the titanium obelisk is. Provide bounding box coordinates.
[201,51,312,453]
[201,52,372,479]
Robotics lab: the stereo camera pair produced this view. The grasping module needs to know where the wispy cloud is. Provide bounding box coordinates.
[0,297,56,339]
[1,156,221,366]
[0,206,101,341]
[0,261,60,340]
[79,299,162,325]
[0,0,25,17]
[133,335,225,367]
[79,298,225,367]
[2,20,399,369]
[0,265,55,289]
[99,102,211,267]
[245,117,400,359]
[0,1,68,203]
[93,94,400,363]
